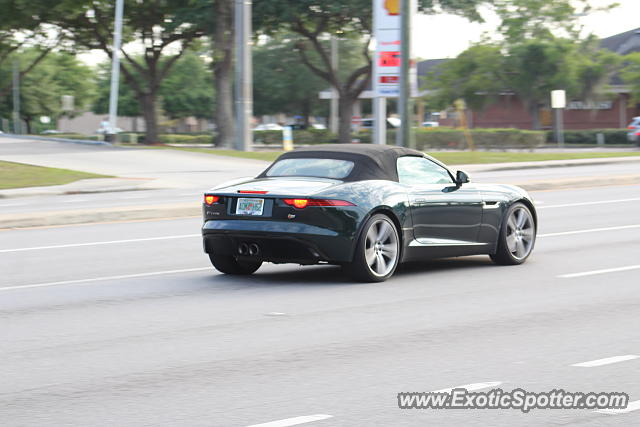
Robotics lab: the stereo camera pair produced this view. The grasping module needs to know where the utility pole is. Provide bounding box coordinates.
[235,0,253,151]
[12,60,20,134]
[107,0,125,141]
[396,0,413,148]
[330,36,339,135]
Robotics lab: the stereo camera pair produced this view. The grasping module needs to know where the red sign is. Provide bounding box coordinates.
[379,51,400,67]
[380,76,399,84]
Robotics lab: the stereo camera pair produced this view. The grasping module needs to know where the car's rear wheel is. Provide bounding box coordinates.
[490,202,536,265]
[209,254,262,275]
[345,214,400,282]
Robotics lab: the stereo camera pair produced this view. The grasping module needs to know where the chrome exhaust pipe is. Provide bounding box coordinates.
[238,243,249,255]
[248,243,260,256]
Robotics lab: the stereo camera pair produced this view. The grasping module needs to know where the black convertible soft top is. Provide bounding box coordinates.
[257,144,431,182]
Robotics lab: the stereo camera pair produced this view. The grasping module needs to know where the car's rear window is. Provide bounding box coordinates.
[266,158,355,179]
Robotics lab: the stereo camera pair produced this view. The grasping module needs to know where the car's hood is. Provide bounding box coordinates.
[209,177,343,197]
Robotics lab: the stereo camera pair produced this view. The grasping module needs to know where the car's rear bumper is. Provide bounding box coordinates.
[202,219,354,264]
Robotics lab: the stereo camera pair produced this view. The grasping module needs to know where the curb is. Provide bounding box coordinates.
[0,203,200,229]
[460,156,640,173]
[1,175,639,230]
[0,133,112,147]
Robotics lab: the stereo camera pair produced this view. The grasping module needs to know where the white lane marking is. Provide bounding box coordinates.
[246,414,333,427]
[559,264,640,279]
[538,197,640,209]
[0,202,29,207]
[433,381,502,393]
[0,234,200,253]
[539,224,640,238]
[571,355,639,367]
[60,198,89,203]
[596,400,640,415]
[0,267,210,292]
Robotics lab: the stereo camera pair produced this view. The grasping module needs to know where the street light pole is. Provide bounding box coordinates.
[107,0,125,140]
[12,60,20,134]
[330,36,339,135]
[235,0,253,151]
[397,0,413,148]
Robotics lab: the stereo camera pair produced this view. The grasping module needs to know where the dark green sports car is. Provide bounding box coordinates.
[202,145,537,282]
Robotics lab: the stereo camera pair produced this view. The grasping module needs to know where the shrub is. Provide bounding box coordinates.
[545,129,630,145]
[373,128,545,150]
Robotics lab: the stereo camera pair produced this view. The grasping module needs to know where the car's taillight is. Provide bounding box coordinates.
[283,198,356,209]
[636,131,640,136]
[204,195,220,205]
[628,126,635,130]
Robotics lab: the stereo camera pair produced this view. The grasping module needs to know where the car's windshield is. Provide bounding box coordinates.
[266,158,355,179]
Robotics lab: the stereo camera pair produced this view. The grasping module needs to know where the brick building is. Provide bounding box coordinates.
[435,28,640,130]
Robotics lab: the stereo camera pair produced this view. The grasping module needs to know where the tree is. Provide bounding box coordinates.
[253,35,371,124]
[0,2,61,101]
[0,50,95,133]
[212,0,235,147]
[254,0,492,143]
[93,50,214,122]
[621,53,640,104]
[428,38,621,129]
[426,0,622,129]
[33,0,209,143]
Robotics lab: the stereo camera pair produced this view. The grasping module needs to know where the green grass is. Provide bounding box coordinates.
[160,146,640,165]
[425,151,640,165]
[0,161,109,190]
[115,143,640,165]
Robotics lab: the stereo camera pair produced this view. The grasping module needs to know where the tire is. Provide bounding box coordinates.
[209,254,262,275]
[345,214,400,282]
[490,202,536,265]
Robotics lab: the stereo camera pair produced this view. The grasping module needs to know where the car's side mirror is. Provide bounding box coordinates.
[455,170,470,185]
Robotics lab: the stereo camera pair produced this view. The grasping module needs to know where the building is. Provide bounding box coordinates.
[438,28,640,130]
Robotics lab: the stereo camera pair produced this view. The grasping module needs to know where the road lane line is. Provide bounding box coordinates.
[0,267,210,292]
[246,414,333,427]
[596,400,640,415]
[539,224,640,238]
[558,264,640,279]
[0,234,200,253]
[538,197,640,209]
[433,381,502,393]
[571,355,639,367]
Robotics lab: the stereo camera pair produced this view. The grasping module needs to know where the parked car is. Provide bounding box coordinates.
[360,118,401,129]
[255,123,284,131]
[422,121,440,128]
[627,117,640,145]
[202,145,537,282]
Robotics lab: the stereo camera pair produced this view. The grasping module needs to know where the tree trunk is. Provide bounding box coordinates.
[141,93,159,143]
[24,118,32,135]
[338,94,355,143]
[213,0,235,148]
[529,104,541,130]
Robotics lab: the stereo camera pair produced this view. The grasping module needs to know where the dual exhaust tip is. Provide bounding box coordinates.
[238,242,260,256]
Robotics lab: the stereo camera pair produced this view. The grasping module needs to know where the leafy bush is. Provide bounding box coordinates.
[253,129,338,145]
[374,128,545,150]
[545,129,630,145]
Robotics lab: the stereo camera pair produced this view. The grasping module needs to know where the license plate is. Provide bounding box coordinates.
[236,198,264,216]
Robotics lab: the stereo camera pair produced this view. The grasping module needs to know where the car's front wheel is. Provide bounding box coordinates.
[345,214,400,282]
[490,202,536,265]
[209,254,262,275]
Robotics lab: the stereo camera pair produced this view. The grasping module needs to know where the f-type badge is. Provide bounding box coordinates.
[287,214,296,220]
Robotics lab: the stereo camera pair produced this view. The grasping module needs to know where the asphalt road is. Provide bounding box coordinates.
[1,183,639,426]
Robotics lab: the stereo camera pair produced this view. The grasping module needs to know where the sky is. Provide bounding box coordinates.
[414,0,640,59]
